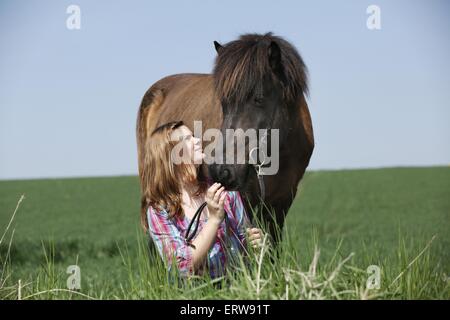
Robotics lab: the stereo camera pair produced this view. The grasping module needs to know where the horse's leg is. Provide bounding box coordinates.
[264,206,287,245]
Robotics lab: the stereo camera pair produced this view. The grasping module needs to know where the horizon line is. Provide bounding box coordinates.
[0,164,448,182]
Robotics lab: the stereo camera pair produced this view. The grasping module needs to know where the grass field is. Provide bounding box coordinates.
[0,167,449,299]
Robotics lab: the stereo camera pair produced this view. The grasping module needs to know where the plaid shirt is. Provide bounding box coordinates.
[147,191,251,279]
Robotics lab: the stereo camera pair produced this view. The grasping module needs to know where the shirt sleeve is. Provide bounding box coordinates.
[147,206,193,277]
[230,191,252,246]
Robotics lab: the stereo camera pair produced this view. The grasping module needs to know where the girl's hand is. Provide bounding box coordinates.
[206,182,226,224]
[246,228,264,249]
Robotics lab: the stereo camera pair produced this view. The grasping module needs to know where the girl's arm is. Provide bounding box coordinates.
[190,182,227,270]
[189,217,222,270]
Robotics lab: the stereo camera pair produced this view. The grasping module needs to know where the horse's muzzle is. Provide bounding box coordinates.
[208,164,248,190]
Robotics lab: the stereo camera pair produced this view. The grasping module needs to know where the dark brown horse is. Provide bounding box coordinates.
[137,32,314,244]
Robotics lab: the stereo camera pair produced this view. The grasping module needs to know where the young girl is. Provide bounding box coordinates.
[140,121,263,279]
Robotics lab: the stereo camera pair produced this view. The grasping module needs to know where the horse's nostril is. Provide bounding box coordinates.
[220,168,230,180]
[218,167,237,188]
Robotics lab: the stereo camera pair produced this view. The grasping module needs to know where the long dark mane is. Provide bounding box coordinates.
[213,32,309,105]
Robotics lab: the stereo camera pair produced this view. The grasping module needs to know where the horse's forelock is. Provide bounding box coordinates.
[212,32,309,106]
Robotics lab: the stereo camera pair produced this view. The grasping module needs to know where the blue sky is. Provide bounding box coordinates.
[0,0,449,180]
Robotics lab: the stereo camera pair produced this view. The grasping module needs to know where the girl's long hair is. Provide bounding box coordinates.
[140,121,207,232]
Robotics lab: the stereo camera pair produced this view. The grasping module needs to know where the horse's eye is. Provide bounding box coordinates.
[254,96,264,106]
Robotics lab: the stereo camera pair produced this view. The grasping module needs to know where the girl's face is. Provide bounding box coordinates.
[170,125,204,165]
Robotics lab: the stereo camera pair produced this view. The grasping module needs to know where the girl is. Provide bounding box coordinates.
[140,121,263,279]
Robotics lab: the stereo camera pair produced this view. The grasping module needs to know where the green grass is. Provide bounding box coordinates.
[0,167,449,299]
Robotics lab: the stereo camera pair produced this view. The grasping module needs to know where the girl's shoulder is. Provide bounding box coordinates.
[147,204,171,220]
[147,204,185,230]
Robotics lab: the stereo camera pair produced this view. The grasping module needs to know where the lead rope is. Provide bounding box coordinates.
[185,201,207,246]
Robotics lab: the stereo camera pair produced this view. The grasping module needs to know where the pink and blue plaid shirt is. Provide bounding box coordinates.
[147,191,251,279]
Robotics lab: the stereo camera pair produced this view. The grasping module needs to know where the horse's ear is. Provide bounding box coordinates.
[268,41,282,73]
[214,41,224,54]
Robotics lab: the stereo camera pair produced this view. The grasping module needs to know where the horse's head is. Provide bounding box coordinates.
[208,33,308,192]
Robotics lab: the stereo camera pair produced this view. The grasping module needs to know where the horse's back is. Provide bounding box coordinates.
[145,73,212,98]
[146,72,220,129]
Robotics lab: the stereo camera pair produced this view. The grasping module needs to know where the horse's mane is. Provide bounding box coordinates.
[213,32,309,105]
